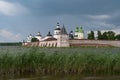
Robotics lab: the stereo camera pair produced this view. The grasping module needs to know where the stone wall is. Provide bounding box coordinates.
[39,41,57,47]
[23,40,120,47]
[70,40,120,47]
[22,42,39,47]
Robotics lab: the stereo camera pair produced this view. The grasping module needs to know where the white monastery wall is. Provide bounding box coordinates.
[70,40,120,47]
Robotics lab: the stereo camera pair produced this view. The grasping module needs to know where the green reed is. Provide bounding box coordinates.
[0,47,120,76]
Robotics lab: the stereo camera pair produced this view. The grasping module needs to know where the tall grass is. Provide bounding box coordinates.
[0,47,120,77]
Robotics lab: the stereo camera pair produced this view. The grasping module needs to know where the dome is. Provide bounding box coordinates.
[79,26,84,33]
[47,32,52,36]
[55,22,61,30]
[75,27,79,32]
[36,32,41,36]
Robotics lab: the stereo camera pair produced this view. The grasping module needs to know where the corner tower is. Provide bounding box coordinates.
[57,25,69,47]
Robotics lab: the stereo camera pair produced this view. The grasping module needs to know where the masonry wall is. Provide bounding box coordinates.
[39,41,57,47]
[22,42,39,47]
[70,40,120,47]
[23,40,120,47]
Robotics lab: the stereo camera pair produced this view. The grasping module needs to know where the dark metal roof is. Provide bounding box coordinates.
[61,25,67,34]
[36,34,41,36]
[55,28,61,30]
[47,32,52,36]
[55,22,61,30]
[57,22,60,26]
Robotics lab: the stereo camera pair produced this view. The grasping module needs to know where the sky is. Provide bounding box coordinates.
[0,0,120,42]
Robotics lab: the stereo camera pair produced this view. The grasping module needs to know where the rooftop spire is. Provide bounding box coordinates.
[61,24,67,34]
[55,22,61,30]
[56,22,60,28]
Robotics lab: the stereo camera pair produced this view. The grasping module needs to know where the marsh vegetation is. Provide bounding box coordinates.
[0,46,120,79]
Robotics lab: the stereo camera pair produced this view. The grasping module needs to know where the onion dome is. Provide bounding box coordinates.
[79,26,84,33]
[75,27,79,32]
[55,22,61,30]
[47,32,52,36]
[36,32,41,36]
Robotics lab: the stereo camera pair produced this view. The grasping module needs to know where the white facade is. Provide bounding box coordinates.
[26,34,33,42]
[54,23,61,39]
[35,32,42,41]
[77,33,84,39]
[23,23,85,47]
[54,30,61,39]
[35,36,42,41]
[57,34,69,47]
[74,27,84,39]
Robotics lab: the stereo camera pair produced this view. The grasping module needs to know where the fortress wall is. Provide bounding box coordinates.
[22,42,39,47]
[39,41,57,47]
[23,40,120,47]
[70,40,120,47]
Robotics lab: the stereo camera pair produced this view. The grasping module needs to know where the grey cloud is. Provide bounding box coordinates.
[39,0,120,15]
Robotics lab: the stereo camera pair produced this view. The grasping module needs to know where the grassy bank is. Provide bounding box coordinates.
[0,47,120,77]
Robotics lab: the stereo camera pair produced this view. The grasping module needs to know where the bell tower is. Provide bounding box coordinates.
[54,22,61,39]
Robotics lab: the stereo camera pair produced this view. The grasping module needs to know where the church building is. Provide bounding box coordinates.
[23,23,84,47]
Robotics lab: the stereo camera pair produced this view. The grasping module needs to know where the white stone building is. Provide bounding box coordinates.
[26,34,33,42]
[74,26,84,39]
[23,23,84,47]
[35,32,42,41]
[23,23,120,47]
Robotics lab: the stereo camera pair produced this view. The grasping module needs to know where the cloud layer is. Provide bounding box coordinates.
[0,0,120,42]
[0,29,22,42]
[0,1,29,16]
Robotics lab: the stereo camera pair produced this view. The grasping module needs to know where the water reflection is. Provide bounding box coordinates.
[7,76,120,80]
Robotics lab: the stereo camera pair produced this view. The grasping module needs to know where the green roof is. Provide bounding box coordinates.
[75,27,79,32]
[79,26,84,33]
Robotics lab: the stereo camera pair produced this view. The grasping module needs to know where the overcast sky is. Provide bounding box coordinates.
[0,0,120,42]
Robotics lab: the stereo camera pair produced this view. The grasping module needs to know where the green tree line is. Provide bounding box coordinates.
[88,31,120,40]
[0,42,22,46]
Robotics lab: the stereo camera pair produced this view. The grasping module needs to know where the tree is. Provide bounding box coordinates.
[31,38,39,42]
[97,30,102,40]
[107,31,115,40]
[102,32,108,40]
[88,33,91,39]
[88,31,95,40]
[115,34,120,40]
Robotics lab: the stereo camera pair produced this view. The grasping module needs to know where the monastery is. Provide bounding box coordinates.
[23,23,120,47]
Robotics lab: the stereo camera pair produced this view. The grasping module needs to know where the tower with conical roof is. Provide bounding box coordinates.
[57,24,69,47]
[74,26,84,39]
[54,22,61,39]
